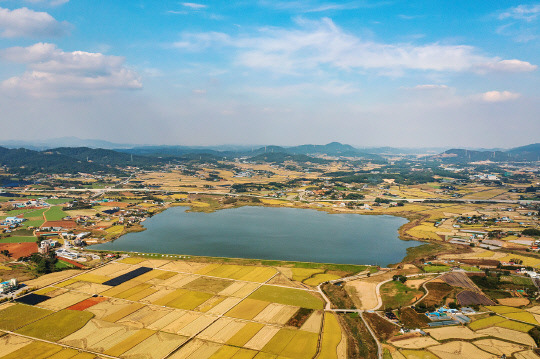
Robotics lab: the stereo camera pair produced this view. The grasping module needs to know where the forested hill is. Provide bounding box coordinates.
[434,143,540,163]
[0,147,110,175]
[48,147,160,166]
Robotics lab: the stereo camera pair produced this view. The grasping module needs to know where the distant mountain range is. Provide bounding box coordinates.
[433,143,540,163]
[0,141,538,176]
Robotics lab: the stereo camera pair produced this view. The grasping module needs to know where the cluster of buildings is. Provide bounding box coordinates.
[424,306,474,327]
[0,279,18,295]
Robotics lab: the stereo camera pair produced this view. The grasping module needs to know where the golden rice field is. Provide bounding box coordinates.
[0,258,340,359]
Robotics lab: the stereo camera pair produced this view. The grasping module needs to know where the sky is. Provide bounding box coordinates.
[0,0,539,148]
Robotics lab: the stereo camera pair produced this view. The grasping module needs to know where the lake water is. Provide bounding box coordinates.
[91,206,421,266]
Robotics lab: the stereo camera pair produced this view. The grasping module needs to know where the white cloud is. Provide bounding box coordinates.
[499,4,540,22]
[174,18,537,75]
[474,59,537,73]
[479,90,521,103]
[259,1,389,13]
[0,43,141,97]
[182,3,207,10]
[0,7,69,38]
[411,84,449,90]
[25,0,70,6]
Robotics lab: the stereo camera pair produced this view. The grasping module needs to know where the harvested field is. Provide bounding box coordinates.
[427,341,495,359]
[197,295,226,312]
[497,297,530,306]
[103,329,157,356]
[117,305,173,329]
[23,270,80,288]
[346,279,379,310]
[166,338,222,359]
[440,272,478,289]
[244,326,280,350]
[198,317,246,343]
[135,259,172,268]
[90,262,134,277]
[176,315,215,337]
[64,281,112,294]
[514,351,540,359]
[318,312,344,359]
[0,334,34,357]
[122,331,189,359]
[389,336,439,349]
[103,302,145,322]
[39,291,91,310]
[182,276,234,294]
[205,297,243,316]
[476,327,536,346]
[300,310,323,333]
[427,326,482,340]
[456,290,495,306]
[159,260,208,273]
[146,310,186,331]
[225,298,269,320]
[0,304,53,331]
[66,296,108,311]
[248,285,323,310]
[526,306,540,315]
[253,303,298,324]
[119,257,146,265]
[16,309,94,341]
[399,350,439,359]
[61,319,136,351]
[160,273,199,288]
[85,298,130,319]
[160,311,200,334]
[218,281,259,298]
[473,339,527,356]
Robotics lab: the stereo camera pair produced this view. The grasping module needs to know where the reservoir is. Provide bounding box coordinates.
[91,206,421,266]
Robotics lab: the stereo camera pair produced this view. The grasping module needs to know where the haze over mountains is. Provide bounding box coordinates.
[0,140,538,176]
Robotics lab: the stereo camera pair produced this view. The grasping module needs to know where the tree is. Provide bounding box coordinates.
[0,249,10,257]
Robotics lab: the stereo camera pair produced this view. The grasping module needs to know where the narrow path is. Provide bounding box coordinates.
[359,312,383,359]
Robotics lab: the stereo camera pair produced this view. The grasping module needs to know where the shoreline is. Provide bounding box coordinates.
[89,200,445,267]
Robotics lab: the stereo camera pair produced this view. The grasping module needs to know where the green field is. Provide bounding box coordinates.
[0,236,36,243]
[44,206,69,221]
[380,281,422,309]
[16,309,94,341]
[46,199,72,205]
[248,285,324,310]
[422,265,450,273]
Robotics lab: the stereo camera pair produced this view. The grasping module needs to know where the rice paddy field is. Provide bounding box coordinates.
[0,258,341,359]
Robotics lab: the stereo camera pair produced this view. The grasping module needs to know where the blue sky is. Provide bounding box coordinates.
[0,0,538,148]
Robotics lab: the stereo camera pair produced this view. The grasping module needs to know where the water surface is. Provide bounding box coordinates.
[91,206,420,266]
